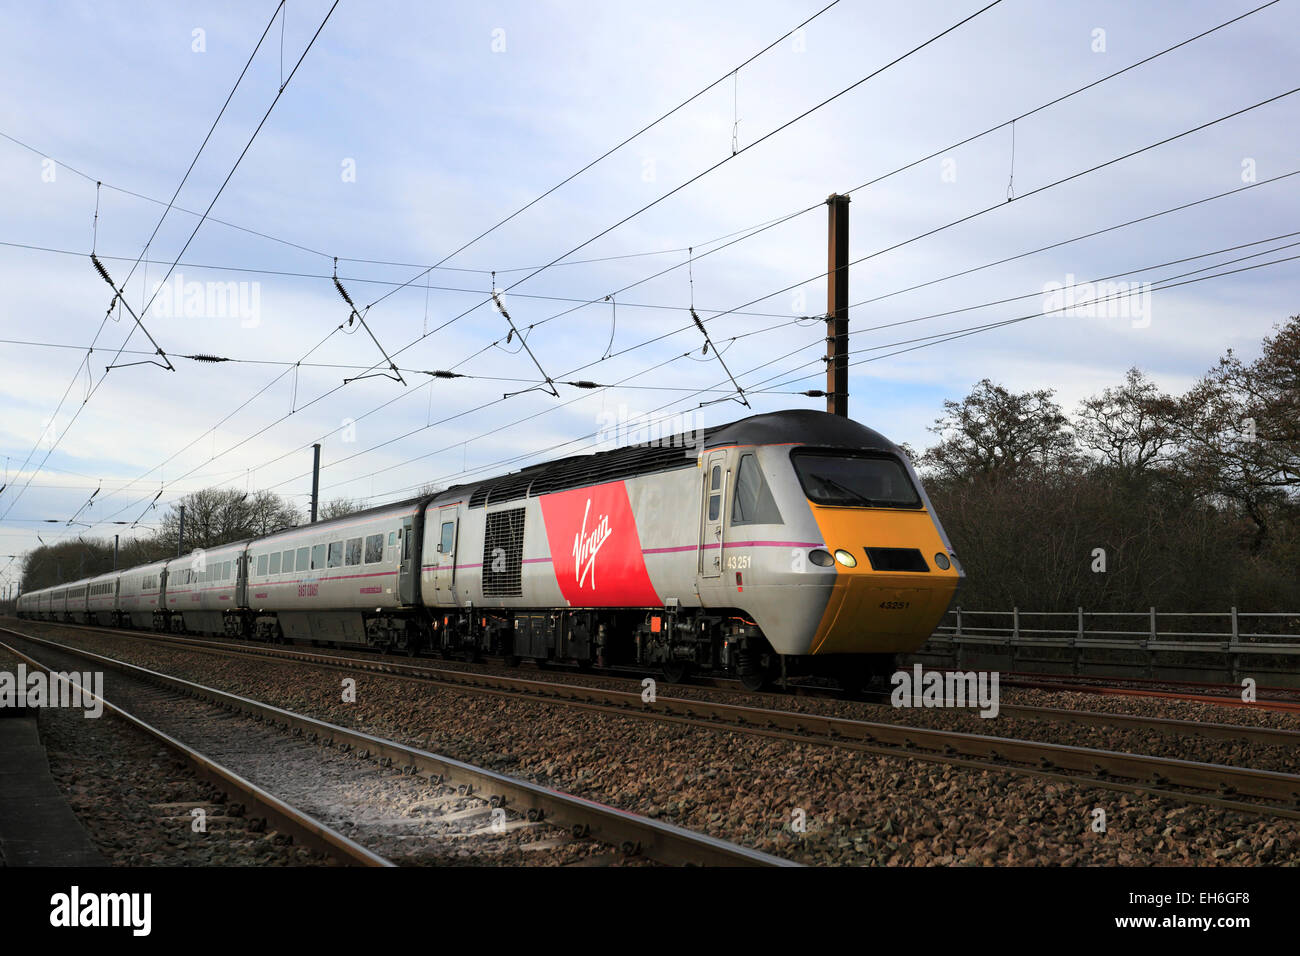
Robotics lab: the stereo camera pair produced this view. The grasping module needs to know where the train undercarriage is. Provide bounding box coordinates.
[107,603,895,692]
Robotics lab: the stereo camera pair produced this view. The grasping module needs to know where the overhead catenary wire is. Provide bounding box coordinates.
[0,0,290,508]
[451,2,1289,351]
[331,259,406,385]
[48,84,1296,543]
[0,0,308,527]
[21,0,1258,451]
[311,231,1298,502]
[331,238,1300,499]
[18,1,1286,548]
[3,0,1273,302]
[361,251,1300,504]
[738,232,1300,396]
[599,84,1300,374]
[24,2,870,543]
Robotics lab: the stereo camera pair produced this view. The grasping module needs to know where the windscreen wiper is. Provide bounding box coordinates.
[813,474,876,506]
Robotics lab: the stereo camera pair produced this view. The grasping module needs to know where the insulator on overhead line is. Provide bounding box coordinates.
[90,253,115,288]
[332,273,356,308]
[187,354,229,363]
[567,380,601,389]
[491,289,511,321]
[425,370,465,379]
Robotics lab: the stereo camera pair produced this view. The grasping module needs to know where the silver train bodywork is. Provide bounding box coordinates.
[16,410,963,687]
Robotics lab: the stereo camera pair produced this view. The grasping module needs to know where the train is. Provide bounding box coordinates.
[15,409,964,690]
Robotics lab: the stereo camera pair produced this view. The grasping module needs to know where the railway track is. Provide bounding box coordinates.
[0,636,390,867]
[0,624,792,867]
[998,671,1300,713]
[16,618,1299,746]
[15,619,1300,823]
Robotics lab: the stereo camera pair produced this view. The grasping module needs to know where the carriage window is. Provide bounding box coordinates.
[364,534,384,563]
[710,465,722,490]
[222,560,231,580]
[328,541,343,568]
[268,552,281,574]
[280,550,294,573]
[297,547,310,572]
[708,494,721,521]
[388,532,396,546]
[257,554,268,576]
[440,521,455,555]
[345,537,363,566]
[311,544,326,570]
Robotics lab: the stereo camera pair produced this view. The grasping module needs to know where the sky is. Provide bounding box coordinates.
[1,0,1297,589]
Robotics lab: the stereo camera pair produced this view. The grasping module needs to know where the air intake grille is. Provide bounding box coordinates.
[864,547,929,572]
[482,508,526,597]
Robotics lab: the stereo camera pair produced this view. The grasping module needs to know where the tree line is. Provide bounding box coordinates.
[912,314,1300,613]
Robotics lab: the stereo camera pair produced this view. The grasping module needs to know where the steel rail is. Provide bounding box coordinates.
[0,636,393,867]
[14,620,1300,819]
[35,619,1297,747]
[0,625,793,867]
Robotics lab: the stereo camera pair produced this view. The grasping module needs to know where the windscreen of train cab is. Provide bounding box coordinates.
[790,449,922,508]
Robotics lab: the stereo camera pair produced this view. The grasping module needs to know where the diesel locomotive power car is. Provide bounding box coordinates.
[17,410,963,690]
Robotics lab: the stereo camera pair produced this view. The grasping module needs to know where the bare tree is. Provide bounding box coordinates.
[319,497,363,519]
[918,379,1077,482]
[156,488,301,551]
[1075,367,1181,478]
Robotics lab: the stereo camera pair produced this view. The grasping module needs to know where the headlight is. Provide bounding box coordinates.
[934,552,951,570]
[808,549,835,567]
[834,549,857,568]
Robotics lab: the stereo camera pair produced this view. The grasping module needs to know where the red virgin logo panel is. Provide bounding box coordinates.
[539,480,661,607]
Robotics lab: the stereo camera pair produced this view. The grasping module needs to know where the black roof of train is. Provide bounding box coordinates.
[438,409,899,509]
[19,412,895,593]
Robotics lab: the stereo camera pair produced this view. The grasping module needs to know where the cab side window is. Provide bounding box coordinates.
[731,454,783,525]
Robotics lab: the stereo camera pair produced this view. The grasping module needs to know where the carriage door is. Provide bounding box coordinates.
[235,552,248,607]
[434,515,457,604]
[398,517,416,605]
[699,451,728,578]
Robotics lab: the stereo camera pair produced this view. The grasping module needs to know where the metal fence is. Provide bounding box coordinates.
[932,607,1300,655]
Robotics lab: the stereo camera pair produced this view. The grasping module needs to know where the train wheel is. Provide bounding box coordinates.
[662,661,691,684]
[737,649,772,692]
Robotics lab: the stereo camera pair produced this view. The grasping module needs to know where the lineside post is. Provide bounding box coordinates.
[825,193,850,417]
[311,443,321,523]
